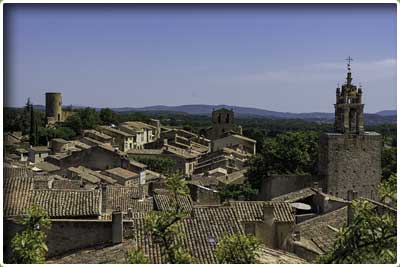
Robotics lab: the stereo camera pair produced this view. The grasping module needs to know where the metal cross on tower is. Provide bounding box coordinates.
[345,56,353,71]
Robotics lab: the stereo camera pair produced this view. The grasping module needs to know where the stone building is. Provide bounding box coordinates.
[318,59,382,200]
[98,126,135,152]
[118,121,157,149]
[46,92,63,124]
[206,108,235,140]
[212,134,256,155]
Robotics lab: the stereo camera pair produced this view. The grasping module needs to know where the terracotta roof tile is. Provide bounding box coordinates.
[31,189,101,218]
[3,167,34,217]
[153,194,192,213]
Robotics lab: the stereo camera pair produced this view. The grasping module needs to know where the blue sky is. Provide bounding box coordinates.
[4,4,396,113]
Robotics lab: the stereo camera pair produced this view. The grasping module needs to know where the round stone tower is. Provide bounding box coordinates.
[45,92,62,122]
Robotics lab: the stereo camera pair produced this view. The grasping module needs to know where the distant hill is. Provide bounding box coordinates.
[111,105,396,125]
[25,104,395,125]
[376,110,397,117]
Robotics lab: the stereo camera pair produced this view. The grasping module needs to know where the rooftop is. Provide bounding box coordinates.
[121,121,155,130]
[32,189,101,218]
[33,161,61,173]
[105,167,139,179]
[98,126,133,137]
[29,146,51,152]
[153,193,193,213]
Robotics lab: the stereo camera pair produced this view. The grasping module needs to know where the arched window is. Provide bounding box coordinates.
[226,114,230,123]
[217,114,221,123]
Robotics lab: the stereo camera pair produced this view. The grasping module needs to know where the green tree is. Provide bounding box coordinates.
[100,108,119,125]
[64,113,83,134]
[142,173,192,263]
[382,147,396,181]
[378,174,396,206]
[79,107,101,130]
[247,131,319,191]
[215,233,261,264]
[218,183,257,201]
[126,248,150,264]
[317,177,397,264]
[130,156,176,176]
[11,205,52,264]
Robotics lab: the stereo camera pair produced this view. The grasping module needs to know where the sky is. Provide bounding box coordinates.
[4,4,397,113]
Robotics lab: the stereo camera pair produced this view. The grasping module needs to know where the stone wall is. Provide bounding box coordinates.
[3,218,130,262]
[46,146,126,171]
[258,174,321,201]
[189,184,221,205]
[318,132,382,200]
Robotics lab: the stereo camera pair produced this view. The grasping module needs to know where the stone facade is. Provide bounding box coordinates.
[319,132,382,200]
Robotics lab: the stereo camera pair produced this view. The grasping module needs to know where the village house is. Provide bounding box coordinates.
[83,129,113,145]
[103,167,139,186]
[118,121,157,149]
[98,125,135,152]
[28,146,51,163]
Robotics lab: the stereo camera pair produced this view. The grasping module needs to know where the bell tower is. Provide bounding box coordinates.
[318,57,382,201]
[334,57,364,134]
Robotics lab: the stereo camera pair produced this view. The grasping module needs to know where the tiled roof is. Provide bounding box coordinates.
[34,161,61,172]
[121,121,154,130]
[68,166,101,184]
[83,129,112,140]
[296,206,348,253]
[230,201,264,222]
[257,246,306,264]
[98,126,133,137]
[272,187,316,202]
[47,205,304,264]
[52,179,82,190]
[131,206,244,264]
[163,144,198,159]
[68,166,117,184]
[105,186,152,213]
[32,189,101,218]
[230,201,295,223]
[153,194,193,213]
[4,167,34,217]
[268,202,295,223]
[105,167,138,179]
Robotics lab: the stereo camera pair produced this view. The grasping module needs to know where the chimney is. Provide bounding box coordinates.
[112,211,123,244]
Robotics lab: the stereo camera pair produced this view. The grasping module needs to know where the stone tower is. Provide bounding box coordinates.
[207,108,235,140]
[45,92,63,124]
[334,61,364,134]
[318,58,382,200]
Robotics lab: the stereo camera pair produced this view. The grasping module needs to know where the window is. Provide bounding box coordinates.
[226,114,230,123]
